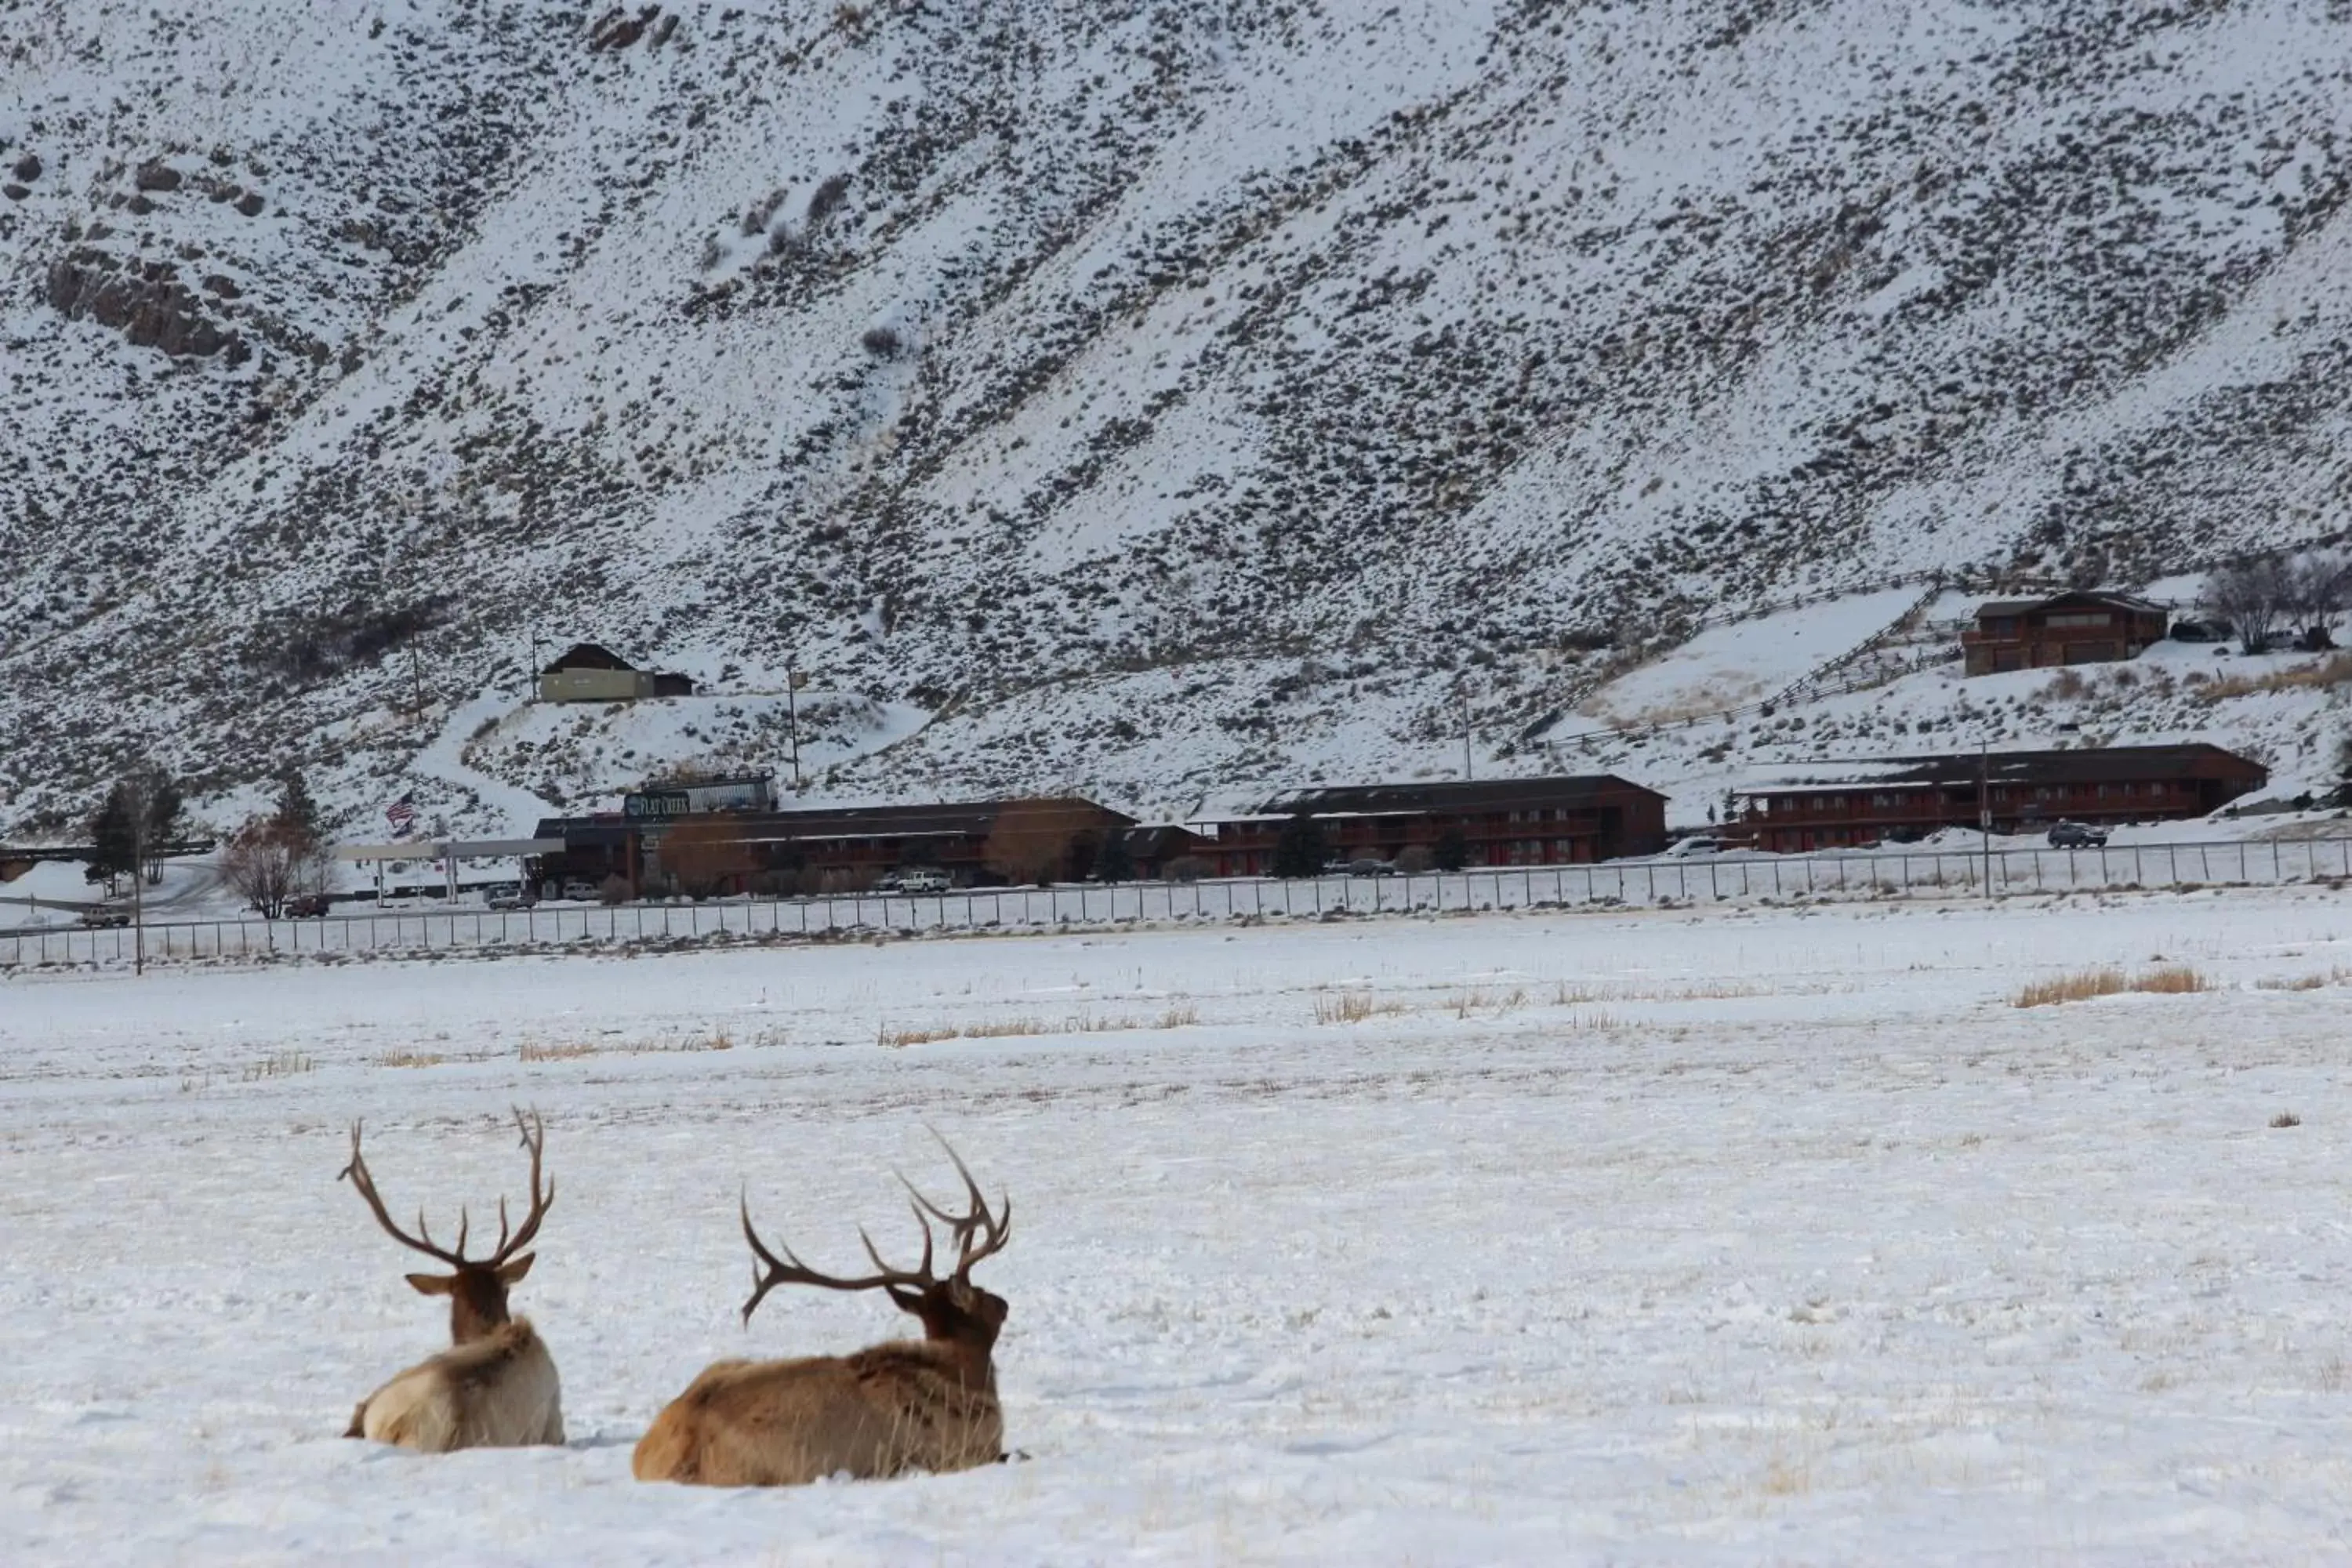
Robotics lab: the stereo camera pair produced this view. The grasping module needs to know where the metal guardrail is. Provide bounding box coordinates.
[3,837,2346,970]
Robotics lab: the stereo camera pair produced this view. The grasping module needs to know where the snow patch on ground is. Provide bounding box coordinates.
[1578,586,1926,725]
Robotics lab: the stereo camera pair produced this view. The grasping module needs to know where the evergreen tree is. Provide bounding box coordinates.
[1272,812,1329,879]
[1094,829,1134,884]
[1432,826,1470,872]
[275,768,324,851]
[85,783,138,888]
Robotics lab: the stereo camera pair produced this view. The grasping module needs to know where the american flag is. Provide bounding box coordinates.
[386,794,418,837]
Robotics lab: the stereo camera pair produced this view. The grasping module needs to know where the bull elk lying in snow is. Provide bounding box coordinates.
[339,1108,564,1452]
[633,1138,1013,1486]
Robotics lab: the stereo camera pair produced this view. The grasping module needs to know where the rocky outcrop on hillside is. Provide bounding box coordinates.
[2,0,2348,833]
[45,249,245,360]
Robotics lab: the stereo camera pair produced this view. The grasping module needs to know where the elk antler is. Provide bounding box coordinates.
[902,1127,1011,1283]
[739,1133,1011,1322]
[340,1108,555,1269]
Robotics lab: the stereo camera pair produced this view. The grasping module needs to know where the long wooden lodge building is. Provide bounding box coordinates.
[1732,743,2268,852]
[1195,775,1668,877]
[532,795,1135,897]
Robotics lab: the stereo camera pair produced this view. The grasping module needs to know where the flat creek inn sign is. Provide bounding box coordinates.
[622,774,775,819]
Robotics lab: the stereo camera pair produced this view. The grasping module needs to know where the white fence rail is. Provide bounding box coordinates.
[5,838,2347,970]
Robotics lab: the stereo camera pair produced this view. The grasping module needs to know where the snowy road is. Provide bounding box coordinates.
[5,891,2351,1563]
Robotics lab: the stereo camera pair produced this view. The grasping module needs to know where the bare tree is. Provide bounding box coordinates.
[132,761,182,884]
[221,815,329,918]
[2285,552,2350,644]
[2203,558,2292,654]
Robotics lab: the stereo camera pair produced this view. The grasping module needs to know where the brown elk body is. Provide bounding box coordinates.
[633,1140,1011,1486]
[340,1109,564,1452]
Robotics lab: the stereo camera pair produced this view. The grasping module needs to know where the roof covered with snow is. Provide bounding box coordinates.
[1736,743,2269,796]
[1250,775,1664,820]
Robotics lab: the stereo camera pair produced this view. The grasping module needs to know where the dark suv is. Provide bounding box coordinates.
[2045,821,2109,849]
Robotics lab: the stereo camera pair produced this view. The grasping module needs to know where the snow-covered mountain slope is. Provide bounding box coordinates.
[4,0,2350,835]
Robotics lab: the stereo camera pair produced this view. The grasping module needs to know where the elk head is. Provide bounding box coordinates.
[739,1134,1012,1372]
[340,1108,555,1345]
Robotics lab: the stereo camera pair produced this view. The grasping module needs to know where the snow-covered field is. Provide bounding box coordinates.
[6,891,2352,1563]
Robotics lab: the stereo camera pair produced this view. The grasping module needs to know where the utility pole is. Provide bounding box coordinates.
[1461,686,1474,782]
[131,804,144,978]
[1978,739,1992,900]
[786,659,804,789]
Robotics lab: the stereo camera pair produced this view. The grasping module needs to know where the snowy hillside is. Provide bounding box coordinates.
[5,1,2351,835]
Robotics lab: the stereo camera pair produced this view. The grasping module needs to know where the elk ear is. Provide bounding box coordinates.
[405,1272,456,1297]
[495,1252,535,1285]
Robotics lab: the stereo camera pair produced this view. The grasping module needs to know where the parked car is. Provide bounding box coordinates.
[1338,858,1397,877]
[1661,835,1725,858]
[558,877,602,901]
[487,885,539,911]
[284,893,334,918]
[77,906,132,928]
[2045,821,2109,848]
[877,868,951,895]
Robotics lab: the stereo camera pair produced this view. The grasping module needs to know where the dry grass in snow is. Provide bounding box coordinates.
[880,1003,1200,1047]
[2013,963,2210,1007]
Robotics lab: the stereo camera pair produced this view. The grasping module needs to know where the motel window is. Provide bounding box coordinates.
[2045,612,2111,628]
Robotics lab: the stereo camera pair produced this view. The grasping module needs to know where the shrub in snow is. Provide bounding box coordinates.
[806,173,851,226]
[1432,828,1469,872]
[1271,813,1327,879]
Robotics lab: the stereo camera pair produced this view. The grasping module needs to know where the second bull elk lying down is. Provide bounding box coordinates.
[633,1139,1013,1486]
[339,1109,564,1452]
